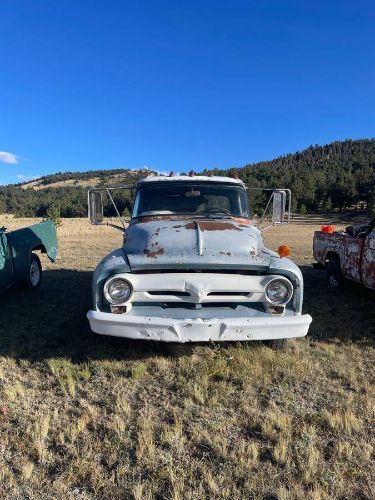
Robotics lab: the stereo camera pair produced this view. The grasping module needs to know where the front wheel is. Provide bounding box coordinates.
[21,253,43,290]
[265,339,288,350]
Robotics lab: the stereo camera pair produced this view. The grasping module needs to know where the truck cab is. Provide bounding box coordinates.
[87,175,312,348]
[0,221,58,293]
[313,221,375,290]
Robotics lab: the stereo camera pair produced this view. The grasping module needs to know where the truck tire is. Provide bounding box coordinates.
[266,339,288,350]
[327,256,343,290]
[22,253,43,290]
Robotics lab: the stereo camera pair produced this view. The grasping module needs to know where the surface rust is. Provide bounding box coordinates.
[132,215,251,226]
[313,227,375,290]
[180,221,243,232]
[123,215,268,270]
[233,217,252,226]
[362,230,375,289]
[143,247,165,259]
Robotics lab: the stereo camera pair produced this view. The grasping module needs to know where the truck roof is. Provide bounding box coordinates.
[137,175,245,186]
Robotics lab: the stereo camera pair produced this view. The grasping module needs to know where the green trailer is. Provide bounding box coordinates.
[0,220,58,293]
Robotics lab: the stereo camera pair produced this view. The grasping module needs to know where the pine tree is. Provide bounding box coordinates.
[47,203,63,226]
[369,187,375,218]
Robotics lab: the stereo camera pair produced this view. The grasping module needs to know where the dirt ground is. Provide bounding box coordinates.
[0,215,374,499]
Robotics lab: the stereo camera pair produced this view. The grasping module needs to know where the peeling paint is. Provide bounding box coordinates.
[183,221,243,232]
[313,227,375,290]
[124,218,268,270]
[143,248,165,259]
[362,230,375,289]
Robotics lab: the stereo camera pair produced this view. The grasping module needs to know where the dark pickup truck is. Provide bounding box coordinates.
[0,220,58,293]
[313,220,375,290]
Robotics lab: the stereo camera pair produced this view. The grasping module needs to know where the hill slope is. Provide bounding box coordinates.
[1,168,153,217]
[1,139,374,217]
[205,138,375,213]
[18,168,153,190]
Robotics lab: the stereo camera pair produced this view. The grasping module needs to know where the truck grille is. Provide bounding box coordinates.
[147,291,190,297]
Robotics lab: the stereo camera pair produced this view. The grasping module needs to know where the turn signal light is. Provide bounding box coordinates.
[110,305,128,314]
[278,245,291,258]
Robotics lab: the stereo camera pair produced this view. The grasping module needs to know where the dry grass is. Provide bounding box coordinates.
[20,177,103,190]
[0,215,374,499]
[20,171,138,190]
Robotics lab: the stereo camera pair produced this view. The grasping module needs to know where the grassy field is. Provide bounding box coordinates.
[0,216,374,499]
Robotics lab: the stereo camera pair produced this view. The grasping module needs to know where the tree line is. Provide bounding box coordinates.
[0,170,147,218]
[203,139,375,215]
[0,139,374,218]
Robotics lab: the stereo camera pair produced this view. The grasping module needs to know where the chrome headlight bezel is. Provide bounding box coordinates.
[103,276,133,305]
[264,277,293,305]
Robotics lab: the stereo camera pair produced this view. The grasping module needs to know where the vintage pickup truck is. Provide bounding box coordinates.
[313,220,375,290]
[0,220,58,293]
[87,174,312,349]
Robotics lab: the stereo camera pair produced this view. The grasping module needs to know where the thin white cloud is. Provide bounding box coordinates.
[141,165,173,176]
[16,174,37,182]
[0,151,19,164]
[154,169,181,176]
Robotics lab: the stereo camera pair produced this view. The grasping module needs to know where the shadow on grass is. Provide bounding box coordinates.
[300,265,375,343]
[0,270,165,362]
[0,267,374,362]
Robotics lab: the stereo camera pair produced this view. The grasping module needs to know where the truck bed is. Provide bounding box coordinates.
[313,224,375,289]
[313,231,355,267]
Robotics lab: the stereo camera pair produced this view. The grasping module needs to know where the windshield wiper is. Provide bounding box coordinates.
[207,213,231,219]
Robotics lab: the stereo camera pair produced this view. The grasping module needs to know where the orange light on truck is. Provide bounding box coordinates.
[278,245,291,258]
[321,225,334,233]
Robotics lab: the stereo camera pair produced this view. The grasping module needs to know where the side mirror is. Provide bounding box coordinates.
[88,190,104,225]
[272,190,286,224]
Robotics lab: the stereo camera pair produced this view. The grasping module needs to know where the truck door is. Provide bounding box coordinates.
[341,235,363,283]
[361,228,375,290]
[0,232,13,291]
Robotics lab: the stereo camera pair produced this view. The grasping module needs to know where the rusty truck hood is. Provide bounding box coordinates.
[123,218,270,271]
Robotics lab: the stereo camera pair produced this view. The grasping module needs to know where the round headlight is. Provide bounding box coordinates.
[265,278,293,305]
[104,277,133,304]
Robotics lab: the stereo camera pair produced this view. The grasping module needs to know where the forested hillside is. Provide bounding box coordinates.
[204,139,375,214]
[0,139,374,217]
[0,168,151,217]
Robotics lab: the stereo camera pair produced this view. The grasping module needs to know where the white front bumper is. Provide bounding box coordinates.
[87,306,312,343]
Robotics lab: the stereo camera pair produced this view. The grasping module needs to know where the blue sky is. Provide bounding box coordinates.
[1,0,374,184]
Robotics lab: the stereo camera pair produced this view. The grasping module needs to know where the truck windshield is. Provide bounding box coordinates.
[133,183,250,218]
